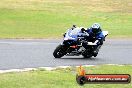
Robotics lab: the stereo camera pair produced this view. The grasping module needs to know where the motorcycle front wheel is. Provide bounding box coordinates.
[53,44,66,58]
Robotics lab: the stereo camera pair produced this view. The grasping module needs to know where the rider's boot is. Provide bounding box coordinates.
[93,50,98,57]
[93,45,101,57]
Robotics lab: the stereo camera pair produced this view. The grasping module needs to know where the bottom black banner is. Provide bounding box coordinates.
[76,74,131,85]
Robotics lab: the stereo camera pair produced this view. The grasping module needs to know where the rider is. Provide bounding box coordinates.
[84,23,105,56]
[63,24,104,57]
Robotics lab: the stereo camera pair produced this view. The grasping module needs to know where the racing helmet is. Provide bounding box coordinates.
[91,23,101,34]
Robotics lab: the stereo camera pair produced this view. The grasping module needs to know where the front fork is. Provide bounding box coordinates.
[60,43,74,53]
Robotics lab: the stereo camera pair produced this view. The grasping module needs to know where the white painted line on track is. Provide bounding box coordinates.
[0,64,131,74]
[0,42,58,45]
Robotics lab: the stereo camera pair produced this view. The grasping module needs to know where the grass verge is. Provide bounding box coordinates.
[0,0,131,38]
[0,65,132,88]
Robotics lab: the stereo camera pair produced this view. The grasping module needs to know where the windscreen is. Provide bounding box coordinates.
[65,28,81,41]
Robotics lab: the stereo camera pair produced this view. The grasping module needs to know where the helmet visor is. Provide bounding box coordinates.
[92,28,99,34]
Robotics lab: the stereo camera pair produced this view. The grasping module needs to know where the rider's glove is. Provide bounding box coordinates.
[83,32,89,36]
[96,39,103,45]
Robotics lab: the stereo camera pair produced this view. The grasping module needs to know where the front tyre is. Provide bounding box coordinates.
[53,44,66,58]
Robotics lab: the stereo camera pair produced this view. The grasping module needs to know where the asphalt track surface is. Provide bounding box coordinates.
[0,39,132,70]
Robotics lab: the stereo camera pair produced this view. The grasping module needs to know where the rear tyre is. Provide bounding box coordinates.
[82,54,92,58]
[82,49,92,58]
[53,44,66,58]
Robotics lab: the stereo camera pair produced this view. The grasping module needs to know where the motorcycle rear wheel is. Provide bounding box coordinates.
[82,49,92,58]
[82,54,92,58]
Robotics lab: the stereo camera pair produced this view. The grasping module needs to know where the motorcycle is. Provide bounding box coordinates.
[53,27,108,58]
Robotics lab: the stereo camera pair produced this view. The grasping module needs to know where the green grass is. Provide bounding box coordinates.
[0,65,132,88]
[0,0,131,38]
